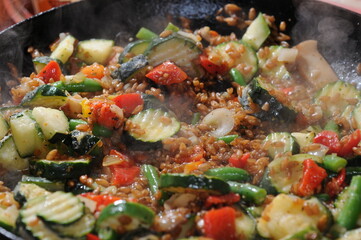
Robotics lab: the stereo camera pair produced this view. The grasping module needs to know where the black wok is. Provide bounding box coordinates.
[0,0,360,239]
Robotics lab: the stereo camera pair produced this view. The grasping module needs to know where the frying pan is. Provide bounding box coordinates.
[0,0,360,239]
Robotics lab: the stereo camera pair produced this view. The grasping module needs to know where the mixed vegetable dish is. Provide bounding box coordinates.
[1,3,361,240]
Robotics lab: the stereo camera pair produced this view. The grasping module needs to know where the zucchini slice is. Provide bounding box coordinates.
[211,41,258,82]
[20,175,65,192]
[0,192,19,231]
[0,135,28,171]
[291,131,315,150]
[241,13,270,50]
[159,173,230,195]
[113,54,148,82]
[235,210,257,240]
[144,33,202,77]
[32,107,69,141]
[76,39,114,65]
[248,76,297,123]
[50,34,77,64]
[352,103,361,129]
[37,191,84,225]
[33,56,60,74]
[119,40,150,63]
[96,201,155,233]
[257,194,332,239]
[127,108,180,143]
[339,228,361,240]
[62,130,101,156]
[263,132,299,159]
[0,113,8,140]
[29,158,91,180]
[13,182,50,205]
[21,85,67,108]
[10,110,47,157]
[314,80,360,118]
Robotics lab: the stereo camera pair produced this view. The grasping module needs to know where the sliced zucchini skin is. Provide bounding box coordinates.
[0,135,28,171]
[62,130,101,156]
[50,34,76,64]
[76,39,114,65]
[20,175,65,192]
[29,158,91,180]
[241,13,270,50]
[249,77,297,123]
[119,40,150,63]
[159,174,230,195]
[263,132,299,159]
[112,54,148,82]
[13,182,51,205]
[21,85,67,108]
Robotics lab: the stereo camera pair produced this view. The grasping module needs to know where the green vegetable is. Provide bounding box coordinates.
[141,164,160,195]
[69,119,87,131]
[323,154,347,172]
[241,12,270,50]
[217,134,239,144]
[164,22,180,32]
[336,175,361,230]
[229,68,246,86]
[21,85,67,108]
[136,27,158,40]
[228,181,267,205]
[324,120,340,136]
[53,78,103,92]
[191,112,201,125]
[92,123,113,137]
[205,167,250,182]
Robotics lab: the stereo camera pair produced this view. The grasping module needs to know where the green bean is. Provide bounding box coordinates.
[323,154,347,172]
[53,78,102,92]
[136,27,158,40]
[205,167,250,182]
[69,119,87,131]
[191,112,200,125]
[141,164,160,194]
[337,175,361,229]
[227,181,267,205]
[229,68,246,86]
[92,123,113,138]
[217,134,239,144]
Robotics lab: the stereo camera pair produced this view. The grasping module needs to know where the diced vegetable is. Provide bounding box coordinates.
[263,132,299,159]
[50,34,76,64]
[136,27,158,40]
[21,85,67,108]
[76,39,114,65]
[53,78,103,92]
[36,60,62,83]
[227,181,267,205]
[204,207,237,240]
[145,61,188,85]
[0,135,28,171]
[205,167,250,182]
[241,13,270,50]
[141,164,160,195]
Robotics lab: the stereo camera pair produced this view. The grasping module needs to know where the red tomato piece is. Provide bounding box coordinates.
[199,54,227,75]
[107,149,133,168]
[110,165,140,186]
[313,130,341,154]
[81,193,121,212]
[36,60,62,83]
[297,159,328,197]
[86,234,100,240]
[338,129,361,157]
[204,207,237,240]
[90,101,118,128]
[205,193,240,208]
[113,93,144,115]
[145,61,188,85]
[228,152,250,169]
[325,168,346,197]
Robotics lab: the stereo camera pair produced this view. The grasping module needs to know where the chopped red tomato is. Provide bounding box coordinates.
[86,234,100,240]
[325,168,346,197]
[113,93,144,115]
[313,130,341,154]
[81,63,105,79]
[338,129,361,157]
[145,61,188,85]
[199,54,227,75]
[110,165,140,186]
[106,149,133,168]
[297,159,328,197]
[90,101,118,128]
[205,193,240,208]
[204,207,237,240]
[81,193,121,212]
[36,60,62,83]
[228,152,250,169]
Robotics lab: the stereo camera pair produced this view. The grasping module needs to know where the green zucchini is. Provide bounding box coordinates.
[33,56,64,74]
[248,76,297,123]
[76,39,114,65]
[37,191,84,225]
[119,40,150,63]
[291,131,315,150]
[10,110,47,157]
[20,175,65,192]
[13,182,50,205]
[263,132,299,159]
[159,173,230,195]
[50,34,76,64]
[0,192,19,231]
[126,108,180,143]
[235,210,257,240]
[21,84,67,108]
[0,135,28,171]
[314,81,360,118]
[62,130,101,156]
[32,107,69,141]
[352,103,361,129]
[113,54,148,82]
[241,12,270,50]
[29,158,91,180]
[144,33,202,77]
[0,113,9,140]
[338,228,361,240]
[96,201,155,233]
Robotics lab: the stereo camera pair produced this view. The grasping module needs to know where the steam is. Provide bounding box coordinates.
[292,1,361,88]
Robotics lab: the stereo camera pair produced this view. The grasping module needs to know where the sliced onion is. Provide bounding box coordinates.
[110,104,124,119]
[201,108,235,137]
[277,48,298,63]
[102,155,123,167]
[306,143,329,158]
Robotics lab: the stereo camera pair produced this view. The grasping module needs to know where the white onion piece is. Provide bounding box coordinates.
[102,155,123,167]
[277,48,298,63]
[177,30,200,43]
[306,143,329,158]
[77,196,97,213]
[201,108,234,137]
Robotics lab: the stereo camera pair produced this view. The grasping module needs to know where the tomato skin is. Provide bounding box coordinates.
[338,129,361,157]
[90,101,118,128]
[199,54,227,75]
[297,159,328,197]
[36,60,62,83]
[228,152,250,169]
[113,93,144,115]
[81,193,121,212]
[145,61,188,85]
[205,193,240,208]
[110,165,140,186]
[108,149,133,168]
[204,207,237,240]
[325,168,346,197]
[81,63,105,79]
[86,234,100,240]
[313,130,341,154]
